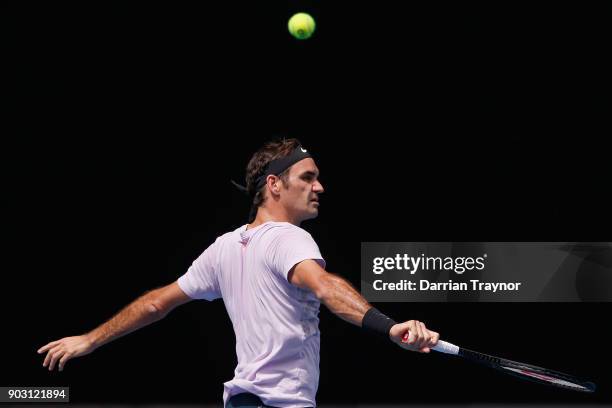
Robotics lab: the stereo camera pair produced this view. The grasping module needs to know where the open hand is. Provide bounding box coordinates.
[37,335,97,371]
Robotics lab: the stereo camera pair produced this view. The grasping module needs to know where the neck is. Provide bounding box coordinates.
[248,206,300,229]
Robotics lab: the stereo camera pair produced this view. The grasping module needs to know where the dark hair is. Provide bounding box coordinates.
[245,138,302,222]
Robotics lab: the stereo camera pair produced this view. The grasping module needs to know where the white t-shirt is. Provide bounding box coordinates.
[178,221,326,407]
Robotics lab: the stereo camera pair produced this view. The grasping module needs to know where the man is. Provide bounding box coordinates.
[38,138,439,408]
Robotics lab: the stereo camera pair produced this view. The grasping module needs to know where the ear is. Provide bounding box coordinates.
[266,175,282,196]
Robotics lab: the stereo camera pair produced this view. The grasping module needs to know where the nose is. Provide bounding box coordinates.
[313,180,324,194]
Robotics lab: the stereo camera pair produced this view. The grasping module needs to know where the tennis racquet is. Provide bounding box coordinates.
[405,334,596,392]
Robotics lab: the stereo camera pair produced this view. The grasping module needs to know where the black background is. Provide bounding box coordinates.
[4,1,611,405]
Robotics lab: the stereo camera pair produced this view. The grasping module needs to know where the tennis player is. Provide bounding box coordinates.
[38,139,440,407]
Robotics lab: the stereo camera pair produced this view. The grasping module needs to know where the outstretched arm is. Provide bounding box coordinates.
[289,260,439,352]
[38,281,191,371]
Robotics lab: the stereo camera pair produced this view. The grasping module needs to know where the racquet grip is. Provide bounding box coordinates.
[431,340,460,355]
[402,332,459,355]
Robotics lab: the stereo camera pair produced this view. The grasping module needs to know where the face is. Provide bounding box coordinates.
[278,158,324,222]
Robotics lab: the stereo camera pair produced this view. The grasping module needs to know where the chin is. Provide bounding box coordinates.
[301,209,319,221]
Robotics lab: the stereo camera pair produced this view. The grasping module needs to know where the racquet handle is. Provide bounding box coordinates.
[431,340,459,355]
[402,332,459,355]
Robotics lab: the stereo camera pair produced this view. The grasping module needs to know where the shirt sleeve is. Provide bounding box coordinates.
[266,227,326,281]
[177,240,221,300]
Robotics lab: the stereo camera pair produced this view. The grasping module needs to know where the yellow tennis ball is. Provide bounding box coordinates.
[288,13,316,40]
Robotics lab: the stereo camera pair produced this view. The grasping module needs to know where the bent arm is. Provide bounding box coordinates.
[289,260,370,326]
[289,260,439,352]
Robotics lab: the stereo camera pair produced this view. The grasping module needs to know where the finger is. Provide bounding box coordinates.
[429,330,440,346]
[420,322,431,348]
[401,321,414,342]
[38,341,60,354]
[406,322,417,344]
[49,349,65,371]
[414,320,425,349]
[402,330,415,345]
[43,345,62,367]
[58,353,72,372]
[420,347,431,353]
[419,322,428,345]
